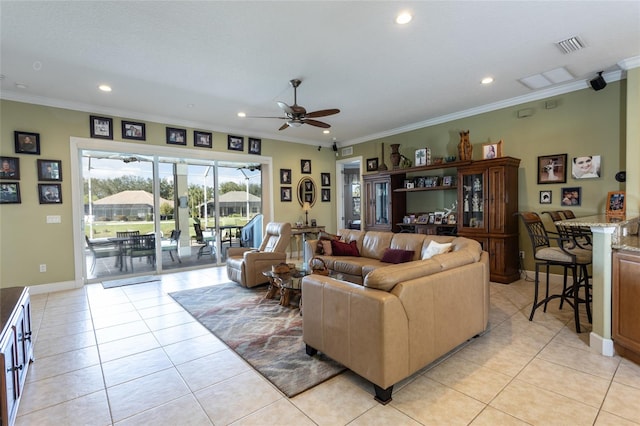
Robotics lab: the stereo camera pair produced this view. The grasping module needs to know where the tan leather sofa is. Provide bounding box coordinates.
[226,222,291,288]
[302,230,490,404]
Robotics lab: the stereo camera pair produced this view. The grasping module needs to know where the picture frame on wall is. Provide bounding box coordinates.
[321,188,331,202]
[89,116,113,140]
[227,135,244,151]
[121,120,146,140]
[248,138,261,155]
[38,183,62,204]
[37,159,62,181]
[539,190,552,204]
[606,191,625,217]
[321,173,330,187]
[537,153,567,184]
[366,158,378,172]
[561,186,581,206]
[280,187,292,202]
[0,157,20,180]
[14,131,41,155]
[301,159,311,174]
[571,155,601,179]
[194,131,213,148]
[0,183,21,204]
[280,169,291,184]
[166,127,187,145]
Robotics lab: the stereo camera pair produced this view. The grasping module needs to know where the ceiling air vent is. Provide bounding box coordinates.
[556,36,585,54]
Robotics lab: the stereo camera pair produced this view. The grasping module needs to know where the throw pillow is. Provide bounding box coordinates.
[316,231,341,255]
[331,239,360,256]
[319,231,341,241]
[422,241,453,259]
[381,248,415,264]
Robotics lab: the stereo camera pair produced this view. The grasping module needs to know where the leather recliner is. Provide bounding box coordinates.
[226,222,292,288]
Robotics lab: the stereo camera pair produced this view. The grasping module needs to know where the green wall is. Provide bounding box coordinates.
[0,80,631,288]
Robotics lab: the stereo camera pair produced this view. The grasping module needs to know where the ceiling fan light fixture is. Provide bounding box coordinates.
[287,120,302,127]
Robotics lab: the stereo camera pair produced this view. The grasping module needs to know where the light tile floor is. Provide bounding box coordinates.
[17,267,640,425]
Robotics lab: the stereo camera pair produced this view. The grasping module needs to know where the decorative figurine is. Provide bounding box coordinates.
[458,130,473,161]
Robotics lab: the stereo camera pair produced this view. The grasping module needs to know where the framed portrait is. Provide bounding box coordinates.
[537,153,567,184]
[37,159,62,181]
[427,213,435,224]
[561,186,581,206]
[38,183,62,204]
[539,190,552,204]
[321,173,330,187]
[89,116,113,140]
[0,157,20,180]
[415,148,428,166]
[301,159,311,174]
[606,191,625,217]
[280,168,292,184]
[166,127,187,145]
[121,120,146,140]
[442,176,453,187]
[14,131,41,155]
[416,214,428,224]
[0,183,21,204]
[447,213,457,225]
[366,158,378,172]
[227,135,244,151]
[321,188,331,202]
[280,186,292,202]
[248,138,261,155]
[572,155,601,179]
[194,131,213,148]
[482,140,502,159]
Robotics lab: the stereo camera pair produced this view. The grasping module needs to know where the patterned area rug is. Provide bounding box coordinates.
[169,283,345,398]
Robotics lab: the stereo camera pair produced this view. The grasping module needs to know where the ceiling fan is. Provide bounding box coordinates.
[251,79,340,131]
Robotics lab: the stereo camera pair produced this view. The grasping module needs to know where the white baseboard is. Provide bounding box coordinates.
[590,332,616,357]
[28,279,82,295]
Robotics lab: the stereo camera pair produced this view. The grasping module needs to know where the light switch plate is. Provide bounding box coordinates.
[46,215,61,223]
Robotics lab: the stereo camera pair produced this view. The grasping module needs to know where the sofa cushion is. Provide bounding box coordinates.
[361,231,394,259]
[364,259,443,291]
[332,240,360,256]
[381,248,415,264]
[331,257,384,277]
[390,233,427,261]
[422,241,453,259]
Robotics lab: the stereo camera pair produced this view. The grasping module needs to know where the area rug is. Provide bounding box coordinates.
[102,275,160,289]
[169,283,345,398]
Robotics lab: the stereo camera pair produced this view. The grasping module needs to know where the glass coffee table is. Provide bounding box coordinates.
[262,267,309,309]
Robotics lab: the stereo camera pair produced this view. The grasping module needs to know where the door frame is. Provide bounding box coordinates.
[335,156,363,231]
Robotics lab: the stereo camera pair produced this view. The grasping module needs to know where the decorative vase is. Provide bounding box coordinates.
[390,144,401,169]
[378,143,388,171]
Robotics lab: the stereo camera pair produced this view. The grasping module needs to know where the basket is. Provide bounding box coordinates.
[309,257,330,276]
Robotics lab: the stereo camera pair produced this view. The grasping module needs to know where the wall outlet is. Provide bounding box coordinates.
[519,251,525,260]
[39,264,47,272]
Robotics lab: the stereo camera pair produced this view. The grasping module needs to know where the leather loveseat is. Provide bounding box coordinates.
[302,230,490,404]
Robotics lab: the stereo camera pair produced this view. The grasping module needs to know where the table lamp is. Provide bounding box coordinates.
[302,202,311,226]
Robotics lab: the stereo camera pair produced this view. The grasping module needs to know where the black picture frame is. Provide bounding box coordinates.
[281,186,292,202]
[321,188,331,202]
[0,182,21,204]
[366,158,378,172]
[561,186,581,206]
[166,127,187,145]
[194,131,213,148]
[539,190,552,204]
[89,116,113,140]
[14,131,40,155]
[0,157,20,180]
[228,135,244,151]
[538,153,567,184]
[121,120,146,140]
[248,137,261,155]
[321,173,330,187]
[38,183,62,204]
[301,159,311,174]
[37,159,62,181]
[280,169,292,184]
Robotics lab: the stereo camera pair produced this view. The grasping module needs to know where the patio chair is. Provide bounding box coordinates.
[161,229,182,263]
[85,236,120,273]
[129,234,156,271]
[194,223,215,259]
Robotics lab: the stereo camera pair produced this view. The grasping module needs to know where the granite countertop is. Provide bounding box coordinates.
[613,235,640,252]
[555,214,640,247]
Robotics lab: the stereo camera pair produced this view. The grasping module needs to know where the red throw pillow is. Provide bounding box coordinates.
[381,248,415,264]
[331,239,360,256]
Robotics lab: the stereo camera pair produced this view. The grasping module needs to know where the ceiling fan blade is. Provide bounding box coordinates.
[277,101,293,114]
[278,122,290,131]
[303,119,331,129]
[305,108,340,118]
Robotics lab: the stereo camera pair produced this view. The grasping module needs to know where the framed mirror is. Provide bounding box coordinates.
[297,177,317,207]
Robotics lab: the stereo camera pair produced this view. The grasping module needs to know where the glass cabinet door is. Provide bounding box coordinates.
[374,181,390,225]
[461,171,485,230]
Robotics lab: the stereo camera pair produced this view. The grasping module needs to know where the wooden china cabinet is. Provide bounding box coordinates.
[363,173,406,232]
[457,157,521,283]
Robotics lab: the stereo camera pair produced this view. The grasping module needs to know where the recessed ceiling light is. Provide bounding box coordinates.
[481,77,494,85]
[237,112,246,118]
[323,130,330,134]
[396,12,412,25]
[187,104,194,108]
[15,83,28,89]
[98,84,112,92]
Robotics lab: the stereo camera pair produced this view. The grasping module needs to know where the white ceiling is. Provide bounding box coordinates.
[1,1,639,148]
